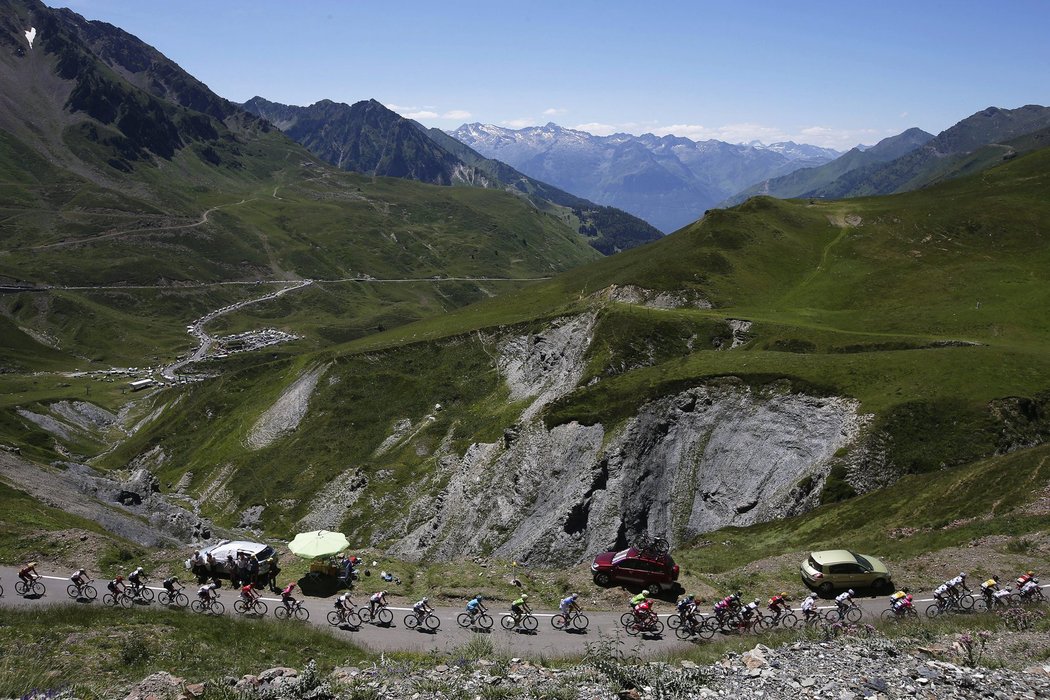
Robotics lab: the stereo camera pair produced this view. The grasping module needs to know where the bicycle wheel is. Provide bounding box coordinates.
[666,613,682,630]
[404,613,419,629]
[119,593,134,609]
[255,600,268,615]
[675,623,694,640]
[174,592,188,607]
[81,584,96,601]
[551,614,567,630]
[881,608,895,620]
[925,603,941,619]
[275,605,291,620]
[425,613,440,631]
[650,619,665,635]
[845,606,862,623]
[159,591,171,605]
[294,606,310,621]
[572,613,589,631]
[958,594,975,611]
[67,584,80,599]
[972,597,988,612]
[779,612,798,629]
[328,610,345,626]
[620,612,635,628]
[104,593,118,606]
[521,615,537,632]
[14,581,27,596]
[212,601,225,615]
[697,619,716,640]
[234,599,248,614]
[376,608,392,625]
[625,621,640,636]
[191,599,205,614]
[458,613,473,629]
[358,607,373,624]
[501,614,516,631]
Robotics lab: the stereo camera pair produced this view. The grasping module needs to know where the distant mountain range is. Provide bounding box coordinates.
[241,97,662,254]
[726,105,1050,205]
[448,123,842,232]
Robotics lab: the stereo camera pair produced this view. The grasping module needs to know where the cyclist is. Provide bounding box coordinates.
[767,591,791,622]
[630,589,650,610]
[197,580,219,605]
[107,575,126,599]
[127,566,148,597]
[833,589,855,620]
[280,581,298,611]
[891,593,914,616]
[634,597,655,626]
[510,593,531,624]
[674,593,696,624]
[18,562,40,586]
[1019,577,1041,600]
[70,568,91,592]
[713,592,739,624]
[162,575,182,596]
[412,596,433,623]
[369,590,389,619]
[979,575,1000,608]
[945,572,969,599]
[559,592,580,621]
[740,598,761,626]
[801,591,819,622]
[1017,570,1036,588]
[466,593,487,621]
[240,582,261,610]
[889,586,910,604]
[334,591,355,621]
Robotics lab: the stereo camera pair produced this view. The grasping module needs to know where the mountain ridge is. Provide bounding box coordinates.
[449,121,841,232]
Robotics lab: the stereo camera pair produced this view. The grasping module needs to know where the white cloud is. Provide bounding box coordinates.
[442,109,472,120]
[543,107,567,116]
[404,110,440,120]
[899,111,909,118]
[385,103,416,113]
[571,122,620,135]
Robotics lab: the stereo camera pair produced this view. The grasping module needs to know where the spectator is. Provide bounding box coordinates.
[249,554,260,586]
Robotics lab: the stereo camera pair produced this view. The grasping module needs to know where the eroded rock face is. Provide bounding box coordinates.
[389,384,867,566]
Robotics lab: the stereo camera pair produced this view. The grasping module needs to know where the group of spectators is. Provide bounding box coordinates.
[189,550,281,593]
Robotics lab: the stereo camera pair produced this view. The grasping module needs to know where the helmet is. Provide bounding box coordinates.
[902,587,910,593]
[642,589,650,596]
[521,594,529,600]
[959,572,967,578]
[116,575,124,582]
[780,591,788,597]
[1027,570,1035,576]
[734,591,742,599]
[847,589,855,595]
[905,594,913,602]
[474,594,481,601]
[753,598,760,604]
[810,592,818,598]
[993,575,1000,582]
[571,592,579,599]
[135,566,143,573]
[422,597,429,603]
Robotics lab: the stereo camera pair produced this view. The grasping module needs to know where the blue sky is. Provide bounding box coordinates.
[47,0,1049,149]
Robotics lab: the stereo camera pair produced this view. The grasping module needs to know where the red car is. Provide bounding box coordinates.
[591,547,679,592]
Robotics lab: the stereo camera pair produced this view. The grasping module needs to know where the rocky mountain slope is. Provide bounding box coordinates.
[723,127,935,206]
[241,97,663,254]
[449,122,841,232]
[805,104,1050,198]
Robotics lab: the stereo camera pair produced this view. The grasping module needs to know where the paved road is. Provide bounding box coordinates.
[5,565,1040,657]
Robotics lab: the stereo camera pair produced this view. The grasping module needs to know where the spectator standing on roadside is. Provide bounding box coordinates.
[226,554,238,588]
[249,554,260,586]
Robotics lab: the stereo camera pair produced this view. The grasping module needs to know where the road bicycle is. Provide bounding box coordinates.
[880,605,919,621]
[14,579,46,597]
[359,604,394,626]
[159,588,189,607]
[125,583,154,605]
[925,593,974,618]
[404,611,441,631]
[624,612,664,636]
[824,602,863,624]
[551,609,589,632]
[234,596,268,616]
[191,597,225,615]
[457,610,494,631]
[501,612,539,632]
[274,600,310,621]
[636,533,670,556]
[67,582,97,602]
[328,607,362,627]
[673,615,713,640]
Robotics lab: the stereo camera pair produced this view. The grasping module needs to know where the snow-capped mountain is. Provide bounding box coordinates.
[449,123,841,232]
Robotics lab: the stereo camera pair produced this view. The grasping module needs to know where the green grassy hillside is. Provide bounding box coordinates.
[81,145,1050,546]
